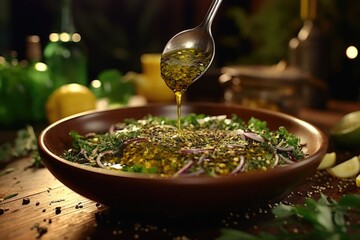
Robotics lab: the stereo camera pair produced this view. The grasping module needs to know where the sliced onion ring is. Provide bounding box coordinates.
[118,137,149,156]
[96,150,114,169]
[278,154,295,164]
[180,148,214,154]
[173,160,194,177]
[243,132,264,142]
[231,155,245,174]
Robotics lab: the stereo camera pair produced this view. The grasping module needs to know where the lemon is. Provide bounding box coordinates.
[356,174,360,187]
[327,156,360,178]
[330,110,360,149]
[317,152,336,170]
[46,83,96,123]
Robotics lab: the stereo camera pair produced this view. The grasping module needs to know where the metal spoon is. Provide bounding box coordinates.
[161,0,223,79]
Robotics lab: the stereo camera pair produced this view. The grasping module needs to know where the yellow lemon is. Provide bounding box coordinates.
[46,83,96,123]
[356,174,360,187]
[327,156,360,178]
[317,152,336,170]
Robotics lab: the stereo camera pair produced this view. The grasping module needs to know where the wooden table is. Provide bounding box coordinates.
[1,100,360,240]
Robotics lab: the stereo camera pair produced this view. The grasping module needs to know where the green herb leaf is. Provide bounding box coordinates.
[218,228,262,240]
[0,126,43,168]
[272,203,295,218]
[219,194,360,239]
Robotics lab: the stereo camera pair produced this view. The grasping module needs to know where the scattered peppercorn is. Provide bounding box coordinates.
[55,206,61,215]
[0,207,5,215]
[22,197,30,205]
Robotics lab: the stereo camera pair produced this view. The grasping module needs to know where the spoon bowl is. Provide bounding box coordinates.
[161,0,223,85]
[162,27,215,60]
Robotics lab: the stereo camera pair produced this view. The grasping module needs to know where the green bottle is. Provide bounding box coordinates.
[25,35,53,122]
[44,0,88,89]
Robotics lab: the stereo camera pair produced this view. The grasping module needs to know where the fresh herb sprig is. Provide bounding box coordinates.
[218,194,360,240]
[0,126,43,168]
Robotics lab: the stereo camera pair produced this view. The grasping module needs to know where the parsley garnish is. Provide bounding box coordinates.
[219,194,360,239]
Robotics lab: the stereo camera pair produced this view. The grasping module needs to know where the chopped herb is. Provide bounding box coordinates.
[218,194,360,240]
[62,114,306,177]
[49,199,65,205]
[0,126,43,168]
[1,193,19,202]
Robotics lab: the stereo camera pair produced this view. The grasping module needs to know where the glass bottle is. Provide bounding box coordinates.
[25,35,53,122]
[288,0,329,109]
[44,0,88,89]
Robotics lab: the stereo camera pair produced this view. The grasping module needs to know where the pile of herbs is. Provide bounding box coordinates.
[218,194,360,240]
[0,125,42,169]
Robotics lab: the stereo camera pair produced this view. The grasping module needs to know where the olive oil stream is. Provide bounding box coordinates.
[160,48,211,129]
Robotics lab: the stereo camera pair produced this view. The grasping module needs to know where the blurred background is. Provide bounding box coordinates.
[1,0,360,126]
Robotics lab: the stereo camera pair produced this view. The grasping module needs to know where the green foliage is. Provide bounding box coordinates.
[220,0,301,65]
[90,69,135,105]
[219,194,360,240]
[0,126,42,168]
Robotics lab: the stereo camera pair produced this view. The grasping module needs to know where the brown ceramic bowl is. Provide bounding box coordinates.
[38,103,328,215]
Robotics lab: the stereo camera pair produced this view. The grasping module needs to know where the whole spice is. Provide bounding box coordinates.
[0,193,18,203]
[55,206,61,215]
[22,197,30,205]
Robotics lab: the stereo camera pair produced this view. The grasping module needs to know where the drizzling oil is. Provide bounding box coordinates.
[160,48,211,130]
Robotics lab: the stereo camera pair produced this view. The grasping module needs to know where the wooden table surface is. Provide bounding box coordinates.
[1,100,360,240]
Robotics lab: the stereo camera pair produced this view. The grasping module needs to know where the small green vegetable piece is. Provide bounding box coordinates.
[0,193,19,203]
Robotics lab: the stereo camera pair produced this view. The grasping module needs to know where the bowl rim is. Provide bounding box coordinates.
[38,103,328,184]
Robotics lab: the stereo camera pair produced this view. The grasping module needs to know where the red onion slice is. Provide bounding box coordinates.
[276,146,295,152]
[233,129,245,140]
[276,140,295,152]
[173,160,194,177]
[179,168,205,177]
[231,155,245,174]
[179,148,214,154]
[278,154,295,164]
[243,131,264,143]
[272,154,279,167]
[96,150,114,169]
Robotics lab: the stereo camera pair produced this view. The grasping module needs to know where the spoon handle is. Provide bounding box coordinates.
[201,0,223,30]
